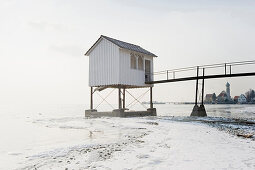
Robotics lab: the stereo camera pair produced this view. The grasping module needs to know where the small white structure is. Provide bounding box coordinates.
[85,35,157,88]
[238,94,247,104]
[85,35,157,117]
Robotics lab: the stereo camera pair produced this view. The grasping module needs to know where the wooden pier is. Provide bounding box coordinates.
[145,60,255,116]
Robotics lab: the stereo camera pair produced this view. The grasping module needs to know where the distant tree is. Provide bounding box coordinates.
[245,89,255,102]
[212,93,216,102]
[251,89,255,100]
[245,91,250,102]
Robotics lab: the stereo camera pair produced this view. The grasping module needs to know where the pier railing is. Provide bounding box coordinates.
[145,60,255,84]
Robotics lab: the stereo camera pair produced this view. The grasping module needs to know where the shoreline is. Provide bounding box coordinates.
[17,116,255,170]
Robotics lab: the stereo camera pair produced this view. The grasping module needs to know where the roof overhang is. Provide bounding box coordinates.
[85,35,158,57]
[84,36,104,56]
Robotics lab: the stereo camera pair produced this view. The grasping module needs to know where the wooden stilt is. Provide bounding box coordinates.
[150,86,153,109]
[123,88,125,109]
[195,66,199,105]
[191,67,207,117]
[118,87,122,109]
[90,87,93,110]
[201,68,205,105]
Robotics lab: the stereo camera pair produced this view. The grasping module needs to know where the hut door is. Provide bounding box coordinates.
[145,60,151,82]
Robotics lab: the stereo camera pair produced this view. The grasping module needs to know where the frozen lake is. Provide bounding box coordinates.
[0,104,255,169]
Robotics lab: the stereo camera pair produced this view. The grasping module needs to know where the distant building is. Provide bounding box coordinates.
[238,94,247,104]
[233,96,239,103]
[226,82,231,100]
[216,82,233,103]
[217,91,228,103]
[204,93,216,103]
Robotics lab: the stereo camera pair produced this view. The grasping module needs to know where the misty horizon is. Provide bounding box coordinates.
[1,0,255,105]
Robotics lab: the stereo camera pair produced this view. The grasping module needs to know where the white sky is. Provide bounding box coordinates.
[0,0,255,105]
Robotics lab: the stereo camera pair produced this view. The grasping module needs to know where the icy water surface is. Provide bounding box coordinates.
[0,104,254,169]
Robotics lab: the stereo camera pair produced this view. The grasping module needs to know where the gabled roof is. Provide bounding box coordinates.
[218,91,227,97]
[239,94,247,98]
[205,94,213,97]
[85,35,158,57]
[234,96,239,100]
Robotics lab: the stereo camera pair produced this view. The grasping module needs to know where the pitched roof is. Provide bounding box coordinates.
[234,96,239,100]
[218,91,227,97]
[205,94,213,98]
[85,35,158,57]
[239,94,247,98]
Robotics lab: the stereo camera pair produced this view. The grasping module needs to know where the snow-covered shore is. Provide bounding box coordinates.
[1,104,255,170]
[19,116,255,170]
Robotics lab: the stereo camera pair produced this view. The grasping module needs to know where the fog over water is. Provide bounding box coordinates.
[1,0,255,105]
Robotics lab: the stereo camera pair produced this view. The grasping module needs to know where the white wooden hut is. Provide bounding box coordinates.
[85,35,157,88]
[85,35,157,117]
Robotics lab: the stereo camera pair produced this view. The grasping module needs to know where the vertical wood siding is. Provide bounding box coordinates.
[119,49,153,87]
[89,38,154,87]
[89,38,119,86]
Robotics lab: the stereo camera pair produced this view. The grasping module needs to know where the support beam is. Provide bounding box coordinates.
[90,87,93,110]
[123,88,125,109]
[201,68,205,105]
[195,66,199,105]
[146,72,255,84]
[150,86,153,109]
[191,67,207,117]
[118,87,122,109]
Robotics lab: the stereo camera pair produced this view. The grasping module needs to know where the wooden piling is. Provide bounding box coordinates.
[201,68,205,105]
[90,87,93,110]
[150,87,153,109]
[195,66,199,105]
[118,87,122,109]
[123,88,125,109]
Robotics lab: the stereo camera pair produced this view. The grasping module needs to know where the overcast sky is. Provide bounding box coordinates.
[1,0,255,106]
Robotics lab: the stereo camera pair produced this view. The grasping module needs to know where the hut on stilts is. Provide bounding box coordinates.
[85,35,157,117]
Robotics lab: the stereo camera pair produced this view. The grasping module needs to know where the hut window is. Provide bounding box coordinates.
[130,54,137,69]
[138,55,144,70]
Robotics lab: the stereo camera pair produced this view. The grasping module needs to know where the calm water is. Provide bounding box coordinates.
[0,104,254,169]
[157,104,255,119]
[1,103,254,119]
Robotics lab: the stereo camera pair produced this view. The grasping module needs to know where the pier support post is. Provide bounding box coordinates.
[199,68,207,116]
[85,87,97,117]
[201,68,205,105]
[90,87,93,110]
[191,67,207,117]
[150,86,153,109]
[123,88,126,109]
[147,86,156,116]
[118,87,122,109]
[191,67,200,116]
[195,66,199,106]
